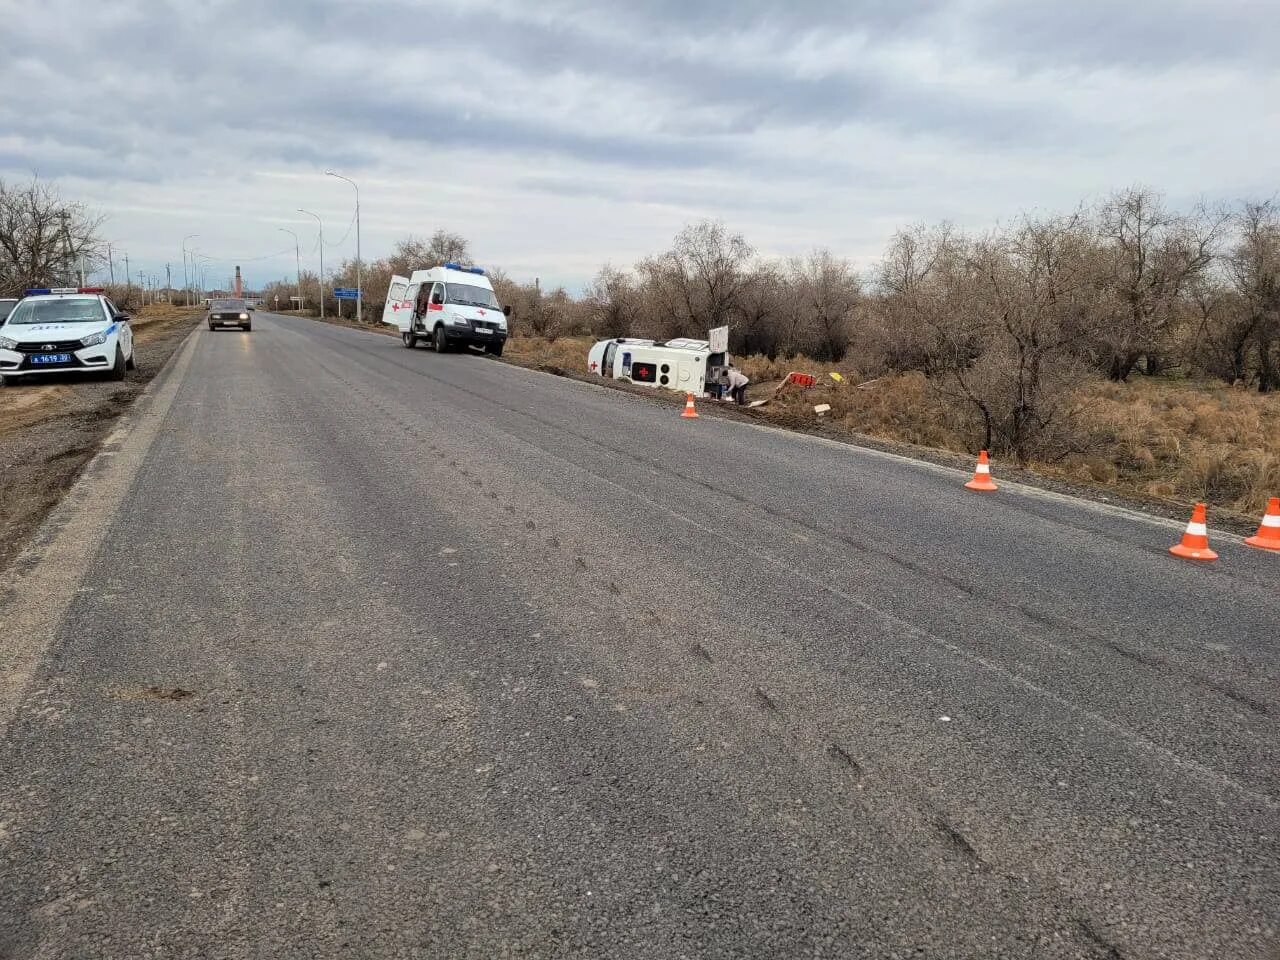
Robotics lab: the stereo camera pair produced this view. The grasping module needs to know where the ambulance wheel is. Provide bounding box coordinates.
[433,326,448,353]
[401,331,417,349]
[487,342,504,357]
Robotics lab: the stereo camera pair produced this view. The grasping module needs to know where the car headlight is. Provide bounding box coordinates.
[0,336,17,350]
[450,316,471,326]
[80,330,109,348]
[239,313,249,320]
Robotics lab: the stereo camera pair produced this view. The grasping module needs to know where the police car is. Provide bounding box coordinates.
[0,288,136,385]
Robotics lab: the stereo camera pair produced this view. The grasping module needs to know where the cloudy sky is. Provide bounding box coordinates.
[1,0,1277,291]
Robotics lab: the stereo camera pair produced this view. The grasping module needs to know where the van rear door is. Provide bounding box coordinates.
[383,275,410,329]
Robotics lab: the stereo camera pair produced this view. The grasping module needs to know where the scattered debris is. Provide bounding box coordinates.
[814,403,832,416]
[772,372,818,399]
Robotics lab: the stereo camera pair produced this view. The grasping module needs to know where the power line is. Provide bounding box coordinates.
[324,207,358,250]
[189,246,297,264]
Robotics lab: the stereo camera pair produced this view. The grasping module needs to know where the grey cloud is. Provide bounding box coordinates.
[1,0,1273,290]
[971,0,1280,70]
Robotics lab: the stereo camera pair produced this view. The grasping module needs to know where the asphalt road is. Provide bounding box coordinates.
[1,311,1276,959]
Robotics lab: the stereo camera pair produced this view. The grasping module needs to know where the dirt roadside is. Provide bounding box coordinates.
[0,307,204,574]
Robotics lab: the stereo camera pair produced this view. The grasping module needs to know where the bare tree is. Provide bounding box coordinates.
[1091,187,1224,380]
[636,220,754,339]
[789,249,861,361]
[1225,200,1280,391]
[425,229,471,266]
[0,176,104,295]
[733,261,789,357]
[875,223,971,374]
[583,264,638,338]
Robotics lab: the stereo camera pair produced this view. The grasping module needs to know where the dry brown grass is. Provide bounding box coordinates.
[1068,379,1280,516]
[505,335,596,371]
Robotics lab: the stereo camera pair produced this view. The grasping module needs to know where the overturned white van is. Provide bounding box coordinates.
[382,263,510,355]
[587,337,711,395]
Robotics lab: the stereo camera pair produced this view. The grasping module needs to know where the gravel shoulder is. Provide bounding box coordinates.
[0,308,203,574]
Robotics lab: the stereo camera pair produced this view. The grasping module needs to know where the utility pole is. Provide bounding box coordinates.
[298,208,324,319]
[278,227,301,313]
[58,211,75,287]
[166,263,172,300]
[106,243,116,285]
[182,234,198,306]
[124,253,131,297]
[326,171,362,323]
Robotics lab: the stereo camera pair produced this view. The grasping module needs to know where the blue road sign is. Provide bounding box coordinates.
[333,287,359,300]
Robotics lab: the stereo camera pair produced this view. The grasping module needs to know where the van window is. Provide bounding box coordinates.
[444,283,499,309]
[388,282,408,304]
[603,342,617,374]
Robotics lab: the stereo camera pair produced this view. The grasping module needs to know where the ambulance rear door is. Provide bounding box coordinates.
[382,275,411,330]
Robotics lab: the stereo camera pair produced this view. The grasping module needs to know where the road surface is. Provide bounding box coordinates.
[1,312,1276,959]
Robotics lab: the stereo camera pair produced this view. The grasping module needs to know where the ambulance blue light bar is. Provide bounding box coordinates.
[443,263,486,275]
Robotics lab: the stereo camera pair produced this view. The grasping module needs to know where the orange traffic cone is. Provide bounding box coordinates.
[1170,503,1217,561]
[964,450,998,492]
[681,393,700,419]
[1245,497,1280,552]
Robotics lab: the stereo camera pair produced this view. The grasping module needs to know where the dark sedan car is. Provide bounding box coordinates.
[207,298,252,332]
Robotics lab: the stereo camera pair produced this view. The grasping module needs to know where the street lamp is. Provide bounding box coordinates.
[182,234,198,307]
[192,253,211,303]
[297,208,324,320]
[326,171,361,323]
[278,227,301,314]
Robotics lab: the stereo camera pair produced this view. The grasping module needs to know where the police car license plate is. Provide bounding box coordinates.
[32,354,71,365]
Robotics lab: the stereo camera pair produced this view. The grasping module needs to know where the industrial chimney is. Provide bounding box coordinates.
[234,266,243,299]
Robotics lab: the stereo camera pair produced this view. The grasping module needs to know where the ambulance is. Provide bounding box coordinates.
[382,263,511,355]
[586,337,713,396]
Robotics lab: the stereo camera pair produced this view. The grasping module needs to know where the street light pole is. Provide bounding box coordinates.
[182,234,198,307]
[278,227,301,314]
[326,171,361,323]
[297,208,324,320]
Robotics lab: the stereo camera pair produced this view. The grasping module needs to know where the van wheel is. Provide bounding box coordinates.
[488,342,505,357]
[433,326,448,353]
[401,331,417,349]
